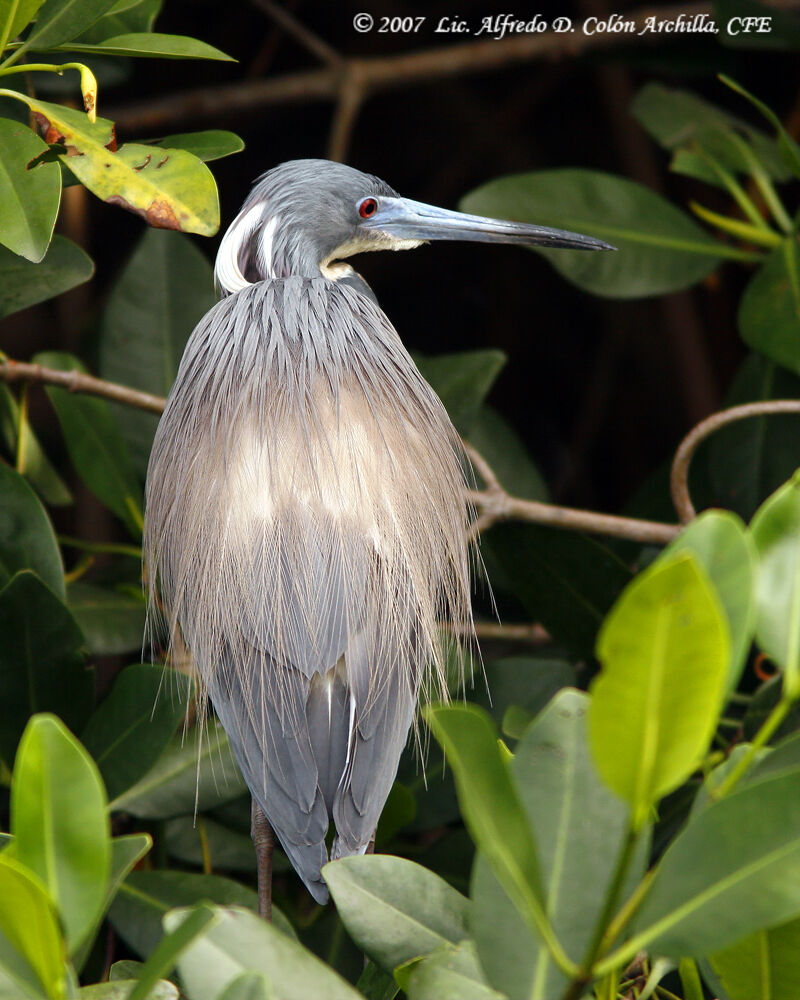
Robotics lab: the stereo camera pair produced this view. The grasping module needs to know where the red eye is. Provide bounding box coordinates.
[359,197,378,219]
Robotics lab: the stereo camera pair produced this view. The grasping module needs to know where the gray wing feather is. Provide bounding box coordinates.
[332,622,420,858]
[208,647,330,903]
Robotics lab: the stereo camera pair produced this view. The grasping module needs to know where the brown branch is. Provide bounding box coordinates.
[0,359,682,546]
[326,67,365,162]
[670,399,800,523]
[455,620,551,645]
[463,441,679,546]
[0,359,166,413]
[249,0,343,67]
[106,1,712,132]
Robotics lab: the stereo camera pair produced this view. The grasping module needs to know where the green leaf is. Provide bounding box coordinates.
[710,916,800,1000]
[79,980,178,1000]
[0,571,91,768]
[424,705,545,947]
[163,815,256,874]
[323,855,470,972]
[73,0,160,43]
[414,350,506,435]
[374,781,416,845]
[404,940,503,1000]
[0,385,72,506]
[24,0,119,49]
[110,961,146,981]
[751,471,800,689]
[99,228,215,474]
[739,242,800,376]
[473,690,646,1000]
[147,131,244,163]
[65,31,234,59]
[165,906,361,1000]
[474,657,575,731]
[460,170,726,299]
[108,721,247,818]
[4,97,219,236]
[486,522,632,659]
[708,354,800,521]
[631,82,791,182]
[629,768,800,957]
[0,854,65,1000]
[81,665,190,800]
[589,553,729,828]
[466,404,548,501]
[10,714,110,955]
[1,0,46,43]
[660,510,757,690]
[67,582,145,655]
[356,962,398,1000]
[0,118,61,262]
[0,462,64,597]
[34,351,142,534]
[0,235,93,319]
[719,74,800,178]
[127,904,217,1000]
[72,833,153,972]
[216,973,271,1000]
[109,871,264,960]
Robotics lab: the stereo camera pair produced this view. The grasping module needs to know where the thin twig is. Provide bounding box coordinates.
[249,0,343,66]
[670,400,800,523]
[326,66,365,161]
[106,1,712,132]
[0,358,682,546]
[467,487,679,544]
[463,440,679,544]
[460,620,551,644]
[0,359,166,413]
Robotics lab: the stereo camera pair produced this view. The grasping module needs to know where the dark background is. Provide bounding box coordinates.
[5,0,798,516]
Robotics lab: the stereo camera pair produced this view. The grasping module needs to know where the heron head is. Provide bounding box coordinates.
[214,159,614,294]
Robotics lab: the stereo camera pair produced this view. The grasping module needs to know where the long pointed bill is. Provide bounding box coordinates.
[362,197,615,251]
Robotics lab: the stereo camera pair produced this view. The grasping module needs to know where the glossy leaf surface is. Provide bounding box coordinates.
[631,768,800,956]
[425,705,543,940]
[660,510,756,690]
[99,229,214,474]
[324,855,470,971]
[65,31,234,59]
[67,583,145,656]
[0,236,93,320]
[739,242,800,376]
[0,462,64,597]
[0,118,61,262]
[461,170,724,298]
[81,665,190,800]
[589,553,729,826]
[165,906,361,1000]
[10,714,110,954]
[35,351,142,535]
[0,571,91,768]
[473,690,645,1000]
[108,722,247,818]
[751,472,800,689]
[0,854,64,1000]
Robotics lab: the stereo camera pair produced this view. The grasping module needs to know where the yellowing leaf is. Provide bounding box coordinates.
[0,95,219,236]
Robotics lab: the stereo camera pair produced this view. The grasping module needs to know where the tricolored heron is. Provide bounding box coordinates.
[144,159,612,916]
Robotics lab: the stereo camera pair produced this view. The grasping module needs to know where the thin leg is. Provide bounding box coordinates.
[251,798,274,922]
[365,831,376,855]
